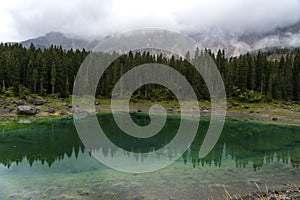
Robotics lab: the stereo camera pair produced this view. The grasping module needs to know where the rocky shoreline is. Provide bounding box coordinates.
[236,185,300,200]
[0,97,300,127]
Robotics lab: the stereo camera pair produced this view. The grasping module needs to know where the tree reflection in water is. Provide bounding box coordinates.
[0,115,299,170]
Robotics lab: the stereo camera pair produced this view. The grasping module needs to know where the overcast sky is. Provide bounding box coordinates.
[1,0,300,42]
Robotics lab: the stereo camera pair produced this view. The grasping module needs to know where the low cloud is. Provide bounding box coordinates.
[1,0,300,42]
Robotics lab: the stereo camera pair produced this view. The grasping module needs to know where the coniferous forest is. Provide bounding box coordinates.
[0,43,300,102]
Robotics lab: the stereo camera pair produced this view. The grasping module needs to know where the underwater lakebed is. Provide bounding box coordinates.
[0,114,300,200]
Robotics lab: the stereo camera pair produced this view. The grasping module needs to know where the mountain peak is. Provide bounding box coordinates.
[21,32,99,50]
[45,32,66,38]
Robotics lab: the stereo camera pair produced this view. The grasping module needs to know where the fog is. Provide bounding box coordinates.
[0,0,300,42]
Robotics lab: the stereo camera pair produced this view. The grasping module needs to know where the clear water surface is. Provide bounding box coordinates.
[0,114,300,200]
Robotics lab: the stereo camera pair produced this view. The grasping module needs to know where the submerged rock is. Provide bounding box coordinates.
[17,106,37,115]
[18,119,32,124]
[202,109,209,113]
[78,191,90,196]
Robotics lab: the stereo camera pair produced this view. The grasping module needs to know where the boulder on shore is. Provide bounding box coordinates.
[244,105,250,109]
[26,98,46,105]
[17,106,37,115]
[15,100,25,105]
[60,110,68,115]
[48,108,55,113]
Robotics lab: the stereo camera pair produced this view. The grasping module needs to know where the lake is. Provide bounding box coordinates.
[1,114,300,200]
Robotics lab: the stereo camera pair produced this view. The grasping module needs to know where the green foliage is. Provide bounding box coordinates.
[0,43,299,102]
[3,87,15,97]
[18,85,31,98]
[232,86,263,102]
[1,86,31,98]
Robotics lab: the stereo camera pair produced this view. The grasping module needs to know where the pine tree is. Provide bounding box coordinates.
[246,53,255,90]
[32,68,38,94]
[293,51,300,100]
[51,62,56,94]
[236,55,248,91]
[271,61,282,99]
[255,52,267,94]
[282,54,293,100]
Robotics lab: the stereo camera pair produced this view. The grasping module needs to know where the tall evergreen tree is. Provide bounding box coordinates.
[51,62,56,94]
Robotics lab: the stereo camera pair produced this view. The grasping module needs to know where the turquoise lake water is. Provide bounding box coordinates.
[0,114,300,199]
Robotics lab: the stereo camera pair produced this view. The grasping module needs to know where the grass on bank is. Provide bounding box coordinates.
[0,94,300,129]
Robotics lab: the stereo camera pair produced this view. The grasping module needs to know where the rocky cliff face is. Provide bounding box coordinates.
[190,21,300,57]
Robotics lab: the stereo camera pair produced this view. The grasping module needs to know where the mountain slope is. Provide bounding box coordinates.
[21,32,99,50]
[18,21,300,56]
[191,21,300,56]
